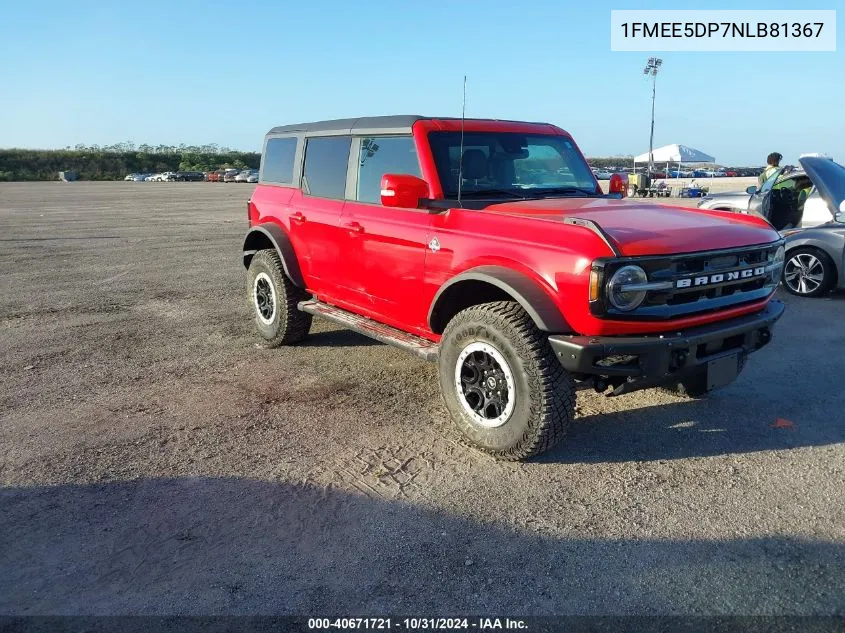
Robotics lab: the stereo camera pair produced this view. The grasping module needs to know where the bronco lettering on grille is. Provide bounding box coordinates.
[675,266,766,289]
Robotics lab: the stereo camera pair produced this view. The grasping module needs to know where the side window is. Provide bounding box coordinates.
[302,136,352,199]
[262,137,297,184]
[356,136,422,204]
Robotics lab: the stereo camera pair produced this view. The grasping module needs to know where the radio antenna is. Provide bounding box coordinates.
[457,75,466,205]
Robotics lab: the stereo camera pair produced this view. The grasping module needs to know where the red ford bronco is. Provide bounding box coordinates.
[243,116,785,460]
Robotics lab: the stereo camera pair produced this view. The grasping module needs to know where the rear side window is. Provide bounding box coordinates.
[356,136,421,204]
[262,137,297,184]
[303,136,352,199]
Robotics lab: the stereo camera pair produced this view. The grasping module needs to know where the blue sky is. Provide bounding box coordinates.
[0,0,841,164]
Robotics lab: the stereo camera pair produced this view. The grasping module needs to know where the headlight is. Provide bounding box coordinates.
[608,265,648,311]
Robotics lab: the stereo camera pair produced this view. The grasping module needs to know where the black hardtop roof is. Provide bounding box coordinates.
[265,115,554,137]
[267,115,422,135]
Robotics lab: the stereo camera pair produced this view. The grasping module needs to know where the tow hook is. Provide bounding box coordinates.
[759,328,771,346]
[672,349,688,368]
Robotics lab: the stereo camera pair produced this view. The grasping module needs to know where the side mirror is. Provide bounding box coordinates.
[380,174,429,208]
[746,185,758,195]
[608,172,628,198]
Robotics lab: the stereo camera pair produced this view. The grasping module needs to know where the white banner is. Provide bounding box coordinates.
[611,10,836,51]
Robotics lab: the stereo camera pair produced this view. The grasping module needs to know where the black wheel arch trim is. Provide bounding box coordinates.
[242,222,305,288]
[428,266,571,334]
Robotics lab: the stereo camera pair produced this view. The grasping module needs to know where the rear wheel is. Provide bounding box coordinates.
[246,249,311,347]
[438,301,574,461]
[782,248,835,297]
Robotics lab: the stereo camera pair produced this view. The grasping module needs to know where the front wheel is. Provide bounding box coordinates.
[438,301,575,461]
[782,248,835,297]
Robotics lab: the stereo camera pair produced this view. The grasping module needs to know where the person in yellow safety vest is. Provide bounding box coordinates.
[758,152,783,188]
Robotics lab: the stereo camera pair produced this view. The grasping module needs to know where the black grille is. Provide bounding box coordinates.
[593,243,781,321]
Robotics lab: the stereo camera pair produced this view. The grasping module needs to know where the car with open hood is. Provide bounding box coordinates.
[241,115,785,460]
[779,155,845,297]
[696,165,815,228]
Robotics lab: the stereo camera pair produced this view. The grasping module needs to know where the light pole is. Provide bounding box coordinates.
[643,57,662,176]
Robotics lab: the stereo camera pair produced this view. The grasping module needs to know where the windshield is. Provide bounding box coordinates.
[428,132,600,199]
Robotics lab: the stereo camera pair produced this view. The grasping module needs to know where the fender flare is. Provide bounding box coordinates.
[428,266,570,333]
[242,222,305,288]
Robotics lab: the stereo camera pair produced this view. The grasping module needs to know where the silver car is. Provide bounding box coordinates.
[779,156,845,297]
[696,166,814,229]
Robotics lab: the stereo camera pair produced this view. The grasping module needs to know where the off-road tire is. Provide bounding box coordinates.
[438,301,575,461]
[246,249,311,347]
[659,354,746,399]
[782,247,836,298]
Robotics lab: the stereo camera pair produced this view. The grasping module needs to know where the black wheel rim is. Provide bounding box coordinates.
[254,275,275,322]
[455,343,514,428]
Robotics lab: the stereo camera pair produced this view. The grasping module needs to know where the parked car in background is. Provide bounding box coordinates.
[223,169,241,183]
[592,169,613,180]
[145,173,162,182]
[124,173,138,181]
[247,170,259,183]
[235,169,258,183]
[207,170,225,182]
[175,171,205,182]
[131,173,151,182]
[779,155,845,297]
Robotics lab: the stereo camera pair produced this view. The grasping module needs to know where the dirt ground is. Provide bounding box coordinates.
[0,182,843,616]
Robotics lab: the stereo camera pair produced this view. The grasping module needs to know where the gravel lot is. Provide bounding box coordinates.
[0,182,843,616]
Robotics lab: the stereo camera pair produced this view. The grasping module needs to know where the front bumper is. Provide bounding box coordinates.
[548,300,785,396]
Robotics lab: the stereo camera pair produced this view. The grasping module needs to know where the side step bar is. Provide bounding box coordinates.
[298,300,439,361]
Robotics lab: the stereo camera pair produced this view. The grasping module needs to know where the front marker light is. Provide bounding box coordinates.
[608,265,648,311]
[589,269,600,301]
[765,245,786,286]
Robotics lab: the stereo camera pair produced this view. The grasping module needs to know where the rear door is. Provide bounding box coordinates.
[336,135,432,330]
[293,135,353,289]
[255,135,351,292]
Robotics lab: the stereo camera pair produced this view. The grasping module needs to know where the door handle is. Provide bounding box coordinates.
[290,212,306,223]
[343,221,364,233]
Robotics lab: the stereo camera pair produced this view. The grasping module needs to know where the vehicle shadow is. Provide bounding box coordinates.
[0,478,842,617]
[546,393,845,464]
[298,327,384,349]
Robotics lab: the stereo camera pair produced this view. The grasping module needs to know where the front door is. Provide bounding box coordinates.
[336,135,432,331]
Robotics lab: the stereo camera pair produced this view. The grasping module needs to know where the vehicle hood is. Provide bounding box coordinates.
[800,156,845,218]
[483,198,780,256]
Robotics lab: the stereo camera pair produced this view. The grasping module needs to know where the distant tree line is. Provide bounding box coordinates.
[587,156,635,169]
[0,142,260,181]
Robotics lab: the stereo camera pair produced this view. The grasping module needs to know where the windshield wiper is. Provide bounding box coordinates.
[456,188,528,199]
[527,187,602,198]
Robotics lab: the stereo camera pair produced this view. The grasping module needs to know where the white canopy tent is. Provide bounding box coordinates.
[634,144,715,176]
